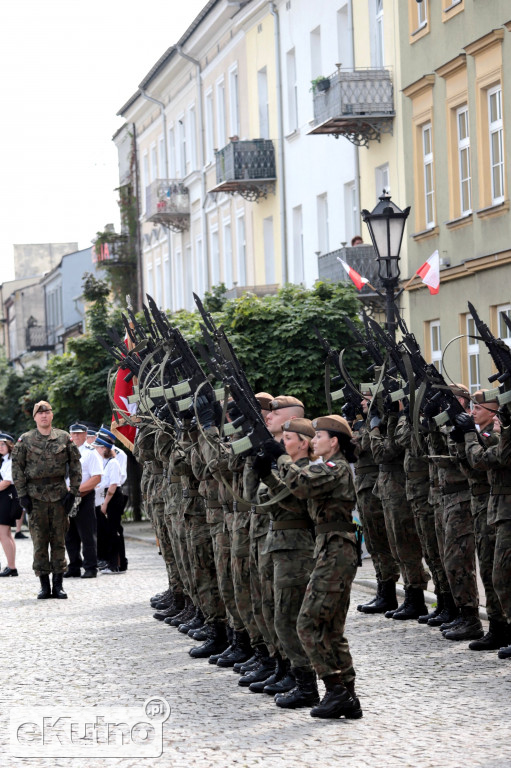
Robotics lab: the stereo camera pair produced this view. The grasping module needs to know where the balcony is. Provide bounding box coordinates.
[146,180,190,232]
[92,233,131,265]
[26,321,54,352]
[210,139,276,201]
[317,245,385,307]
[308,67,395,146]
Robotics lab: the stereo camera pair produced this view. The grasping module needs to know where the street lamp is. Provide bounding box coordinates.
[361,193,410,340]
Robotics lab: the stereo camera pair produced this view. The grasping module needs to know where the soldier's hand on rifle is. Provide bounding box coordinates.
[370,415,382,431]
[262,438,287,461]
[20,495,32,513]
[195,394,216,427]
[252,453,273,479]
[423,400,440,419]
[499,407,511,428]
[453,412,476,434]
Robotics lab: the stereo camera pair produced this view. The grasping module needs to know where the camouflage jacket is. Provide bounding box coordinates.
[12,428,82,502]
[453,421,497,495]
[171,432,205,516]
[394,414,429,500]
[191,441,223,524]
[351,419,379,492]
[197,427,234,509]
[427,428,470,503]
[464,426,511,523]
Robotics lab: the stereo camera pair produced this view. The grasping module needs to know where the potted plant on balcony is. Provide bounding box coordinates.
[310,76,330,93]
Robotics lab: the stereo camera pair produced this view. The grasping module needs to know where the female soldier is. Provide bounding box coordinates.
[0,433,20,576]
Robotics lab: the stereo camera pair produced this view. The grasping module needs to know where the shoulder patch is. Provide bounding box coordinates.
[482,432,490,438]
[309,465,325,474]
[326,461,336,468]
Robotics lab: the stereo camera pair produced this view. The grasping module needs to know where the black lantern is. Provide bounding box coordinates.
[361,193,410,285]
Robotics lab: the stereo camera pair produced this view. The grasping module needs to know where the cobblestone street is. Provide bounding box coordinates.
[2,527,510,768]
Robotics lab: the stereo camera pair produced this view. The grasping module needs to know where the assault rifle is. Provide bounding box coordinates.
[468,302,511,408]
[313,326,363,416]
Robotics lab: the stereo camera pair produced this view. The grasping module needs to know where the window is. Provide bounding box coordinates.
[375,0,384,67]
[497,304,511,348]
[150,144,158,181]
[417,0,427,28]
[155,259,162,307]
[457,106,471,215]
[317,193,329,254]
[337,5,352,68]
[178,118,186,178]
[195,238,205,296]
[168,127,176,177]
[408,0,429,41]
[258,68,269,139]
[175,250,183,310]
[163,251,171,311]
[223,221,233,288]
[430,320,442,372]
[205,90,214,163]
[187,106,196,172]
[236,215,246,287]
[216,79,226,149]
[229,66,240,137]
[158,136,166,178]
[375,163,390,196]
[146,263,154,298]
[310,26,322,80]
[142,153,149,213]
[263,217,275,284]
[286,48,298,133]
[292,205,304,284]
[211,229,220,286]
[422,123,435,228]
[488,86,504,205]
[184,245,193,311]
[466,315,480,394]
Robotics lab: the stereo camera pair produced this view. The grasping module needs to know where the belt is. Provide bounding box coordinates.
[406,470,429,480]
[232,500,251,513]
[315,521,356,535]
[270,519,310,531]
[152,468,164,475]
[169,475,181,483]
[471,484,490,497]
[379,463,402,472]
[182,489,199,498]
[442,483,468,495]
[355,465,378,476]
[32,476,64,486]
[207,502,223,509]
[491,485,511,496]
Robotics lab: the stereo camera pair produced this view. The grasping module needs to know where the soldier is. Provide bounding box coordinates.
[264,414,362,720]
[11,401,82,599]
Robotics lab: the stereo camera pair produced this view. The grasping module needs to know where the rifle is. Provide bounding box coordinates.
[313,326,363,415]
[468,302,511,407]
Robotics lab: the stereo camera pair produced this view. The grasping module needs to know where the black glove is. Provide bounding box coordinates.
[499,407,511,427]
[252,453,273,479]
[385,397,400,413]
[342,402,358,422]
[449,425,465,443]
[423,400,440,419]
[20,495,32,513]
[453,413,476,434]
[370,415,382,430]
[195,394,215,427]
[62,492,76,514]
[262,438,287,461]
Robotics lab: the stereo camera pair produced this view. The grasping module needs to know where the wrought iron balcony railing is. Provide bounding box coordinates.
[26,324,54,352]
[146,180,190,232]
[92,234,130,265]
[308,67,395,146]
[210,140,276,201]
[317,245,385,299]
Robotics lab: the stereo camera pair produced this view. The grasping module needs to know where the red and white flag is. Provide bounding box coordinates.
[111,333,137,451]
[337,257,369,291]
[416,250,440,295]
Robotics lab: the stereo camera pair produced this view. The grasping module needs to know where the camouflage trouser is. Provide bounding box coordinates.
[297,534,358,682]
[152,501,177,590]
[442,496,479,610]
[211,520,243,630]
[273,549,315,669]
[251,532,280,657]
[187,515,226,624]
[471,495,504,622]
[356,486,399,583]
[231,517,262,647]
[28,500,69,576]
[493,519,511,622]
[163,509,185,596]
[433,501,445,566]
[378,473,430,589]
[411,497,450,595]
[173,511,197,604]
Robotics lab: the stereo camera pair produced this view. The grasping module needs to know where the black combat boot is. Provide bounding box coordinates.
[153,593,185,621]
[249,653,286,693]
[238,646,274,687]
[392,587,427,620]
[191,624,214,642]
[363,579,398,614]
[167,597,195,626]
[310,674,362,720]
[233,652,259,674]
[385,593,406,618]
[357,581,381,612]
[189,622,229,658]
[51,573,68,599]
[37,574,52,599]
[214,630,252,667]
[428,593,458,627]
[153,589,175,610]
[469,619,510,651]
[443,607,484,641]
[498,643,511,659]
[178,607,204,634]
[275,666,319,708]
[264,658,296,694]
[418,593,443,624]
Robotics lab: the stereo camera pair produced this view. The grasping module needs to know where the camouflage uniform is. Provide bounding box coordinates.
[428,428,478,610]
[12,428,82,575]
[395,414,449,596]
[276,450,358,685]
[370,414,429,589]
[155,427,185,599]
[352,419,399,583]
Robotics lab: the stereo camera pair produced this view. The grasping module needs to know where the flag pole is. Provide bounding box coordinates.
[401,272,419,291]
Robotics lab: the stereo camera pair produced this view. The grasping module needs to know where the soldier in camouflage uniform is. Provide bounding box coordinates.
[370,409,429,619]
[351,395,399,614]
[12,401,82,600]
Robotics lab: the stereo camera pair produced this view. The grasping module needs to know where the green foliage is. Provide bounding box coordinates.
[203,283,227,313]
[0,354,48,436]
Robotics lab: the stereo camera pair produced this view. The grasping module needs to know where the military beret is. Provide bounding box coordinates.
[269,396,304,411]
[69,423,87,433]
[94,436,114,449]
[473,389,498,406]
[0,432,14,442]
[450,383,470,399]
[255,392,274,411]
[33,400,52,418]
[98,425,116,441]
[282,418,315,438]
[312,415,352,438]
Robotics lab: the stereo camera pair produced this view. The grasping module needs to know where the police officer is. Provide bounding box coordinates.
[11,401,82,599]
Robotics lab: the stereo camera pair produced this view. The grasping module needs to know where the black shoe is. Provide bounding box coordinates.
[167,599,195,627]
[234,653,258,674]
[238,656,275,687]
[443,612,483,641]
[153,595,186,621]
[14,532,28,539]
[418,593,443,624]
[310,678,362,720]
[275,667,319,709]
[191,625,213,641]
[385,597,406,619]
[178,608,204,634]
[428,593,458,626]
[440,613,462,632]
[498,643,511,659]
[215,631,252,667]
[357,581,381,612]
[249,654,285,693]
[264,659,296,694]
[51,573,68,599]
[119,559,128,572]
[80,570,97,579]
[0,567,18,577]
[37,574,52,599]
[392,587,427,621]
[189,623,228,658]
[63,569,81,578]
[363,580,398,614]
[469,620,509,651]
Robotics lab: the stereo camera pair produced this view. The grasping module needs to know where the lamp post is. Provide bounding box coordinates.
[361,193,410,341]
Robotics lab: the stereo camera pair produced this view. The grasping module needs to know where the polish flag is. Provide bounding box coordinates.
[337,257,369,291]
[416,250,440,295]
[111,332,137,451]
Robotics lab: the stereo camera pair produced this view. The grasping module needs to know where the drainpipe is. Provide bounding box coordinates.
[175,45,210,293]
[348,0,361,232]
[139,89,173,310]
[269,2,288,284]
[131,123,144,311]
